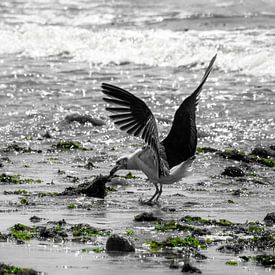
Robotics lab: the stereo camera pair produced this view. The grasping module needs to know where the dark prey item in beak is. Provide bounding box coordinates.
[109,164,120,176]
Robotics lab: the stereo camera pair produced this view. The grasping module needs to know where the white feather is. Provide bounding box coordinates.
[126,148,194,184]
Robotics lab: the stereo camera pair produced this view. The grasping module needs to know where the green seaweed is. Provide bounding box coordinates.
[216,219,233,226]
[9,224,35,240]
[196,147,218,154]
[219,149,246,161]
[72,224,111,238]
[226,260,238,266]
[81,247,104,253]
[248,223,264,234]
[67,203,77,209]
[217,148,275,168]
[121,172,137,179]
[2,265,36,274]
[126,229,135,236]
[56,140,89,150]
[155,220,195,232]
[181,215,233,227]
[37,192,59,197]
[92,247,104,253]
[0,174,42,184]
[106,186,117,192]
[19,197,29,205]
[146,236,204,251]
[4,190,32,195]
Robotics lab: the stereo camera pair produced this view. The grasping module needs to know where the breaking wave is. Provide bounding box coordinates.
[1,24,275,77]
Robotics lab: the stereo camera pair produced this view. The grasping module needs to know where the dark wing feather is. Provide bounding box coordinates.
[161,54,217,168]
[102,83,169,177]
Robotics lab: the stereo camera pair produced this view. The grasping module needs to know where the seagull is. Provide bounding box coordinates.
[101,54,216,204]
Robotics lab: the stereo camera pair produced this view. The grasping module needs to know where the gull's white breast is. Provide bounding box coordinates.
[128,148,194,184]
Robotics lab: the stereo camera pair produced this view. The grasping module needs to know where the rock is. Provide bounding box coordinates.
[251,147,268,158]
[47,219,66,226]
[252,146,275,158]
[169,260,180,269]
[194,252,207,260]
[43,131,52,139]
[161,207,176,212]
[218,149,249,162]
[106,234,135,252]
[65,113,105,126]
[264,212,275,226]
[60,175,110,198]
[134,212,160,222]
[217,244,244,254]
[16,239,25,245]
[181,262,202,273]
[232,188,247,196]
[30,216,42,223]
[84,160,95,169]
[2,144,42,154]
[0,233,8,242]
[37,224,68,240]
[221,166,245,177]
[255,254,275,267]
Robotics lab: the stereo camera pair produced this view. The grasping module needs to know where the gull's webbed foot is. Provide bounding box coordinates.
[138,198,160,206]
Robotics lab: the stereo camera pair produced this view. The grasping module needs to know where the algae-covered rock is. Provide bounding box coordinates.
[106,234,135,252]
[0,263,39,275]
[65,113,105,126]
[56,140,84,150]
[252,146,275,158]
[218,149,248,162]
[255,255,275,268]
[37,225,68,241]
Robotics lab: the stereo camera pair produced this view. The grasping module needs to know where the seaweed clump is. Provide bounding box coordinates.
[71,224,111,242]
[0,174,42,185]
[9,224,36,241]
[145,236,206,252]
[0,263,39,275]
[196,146,275,168]
[55,140,87,150]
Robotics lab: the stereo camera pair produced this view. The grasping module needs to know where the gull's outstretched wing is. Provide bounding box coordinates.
[162,54,217,168]
[102,83,169,177]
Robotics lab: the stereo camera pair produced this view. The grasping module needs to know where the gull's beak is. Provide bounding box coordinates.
[109,164,120,176]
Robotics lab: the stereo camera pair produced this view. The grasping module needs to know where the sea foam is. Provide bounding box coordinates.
[0,24,274,78]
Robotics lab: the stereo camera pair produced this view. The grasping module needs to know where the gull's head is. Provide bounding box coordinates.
[110,156,128,175]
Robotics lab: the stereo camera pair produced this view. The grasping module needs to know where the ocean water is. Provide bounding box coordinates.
[0,0,274,274]
[0,0,274,149]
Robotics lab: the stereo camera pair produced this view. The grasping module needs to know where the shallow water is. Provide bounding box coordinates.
[0,0,274,274]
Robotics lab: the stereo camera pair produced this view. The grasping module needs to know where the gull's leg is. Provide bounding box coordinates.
[139,182,159,205]
[155,183,162,201]
[147,182,159,202]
